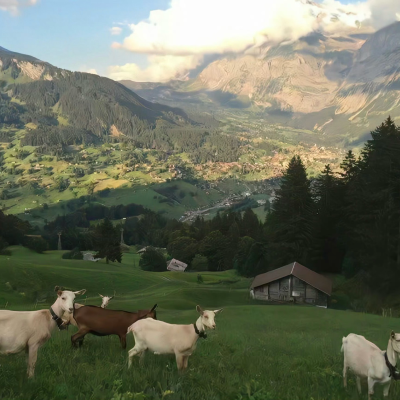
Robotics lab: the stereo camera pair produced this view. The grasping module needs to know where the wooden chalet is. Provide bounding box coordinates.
[167,258,188,272]
[250,262,332,308]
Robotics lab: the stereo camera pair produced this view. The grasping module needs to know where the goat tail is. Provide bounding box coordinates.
[127,325,135,335]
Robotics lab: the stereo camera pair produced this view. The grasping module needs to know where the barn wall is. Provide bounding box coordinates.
[254,276,329,307]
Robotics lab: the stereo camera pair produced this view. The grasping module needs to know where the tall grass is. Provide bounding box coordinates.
[1,249,400,399]
[1,306,400,400]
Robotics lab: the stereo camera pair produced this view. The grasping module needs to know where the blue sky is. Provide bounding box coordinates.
[0,0,170,76]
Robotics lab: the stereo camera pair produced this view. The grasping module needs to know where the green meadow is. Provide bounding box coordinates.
[0,248,399,400]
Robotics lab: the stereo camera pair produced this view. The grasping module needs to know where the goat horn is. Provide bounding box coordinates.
[151,304,158,311]
[54,286,60,292]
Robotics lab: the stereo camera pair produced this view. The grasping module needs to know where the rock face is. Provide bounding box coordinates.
[335,22,400,121]
[192,27,373,115]
[121,22,400,140]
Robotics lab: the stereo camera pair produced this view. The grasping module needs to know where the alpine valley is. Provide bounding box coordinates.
[1,21,400,226]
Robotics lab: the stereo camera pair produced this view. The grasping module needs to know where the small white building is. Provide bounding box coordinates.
[167,258,188,272]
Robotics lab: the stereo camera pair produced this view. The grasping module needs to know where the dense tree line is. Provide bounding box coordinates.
[0,210,31,253]
[9,73,186,137]
[1,74,242,163]
[21,125,99,147]
[263,117,400,293]
[0,97,20,124]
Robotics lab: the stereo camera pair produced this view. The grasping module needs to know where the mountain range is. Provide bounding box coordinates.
[120,22,400,146]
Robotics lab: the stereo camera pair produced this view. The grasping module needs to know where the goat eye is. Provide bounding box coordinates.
[62,297,66,300]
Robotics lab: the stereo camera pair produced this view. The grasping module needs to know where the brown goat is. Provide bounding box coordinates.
[71,303,157,349]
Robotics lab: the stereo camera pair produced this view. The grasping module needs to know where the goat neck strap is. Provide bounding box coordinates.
[50,307,67,331]
[384,352,400,380]
[193,323,207,339]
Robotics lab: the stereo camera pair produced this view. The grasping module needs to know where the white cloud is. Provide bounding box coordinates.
[108,55,201,82]
[109,0,400,82]
[0,0,38,15]
[110,26,122,36]
[367,0,400,29]
[79,66,99,75]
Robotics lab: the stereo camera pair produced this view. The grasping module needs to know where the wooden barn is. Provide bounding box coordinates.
[167,258,188,272]
[250,262,332,308]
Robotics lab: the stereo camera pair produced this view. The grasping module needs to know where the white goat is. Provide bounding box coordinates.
[342,331,400,400]
[0,287,86,377]
[127,305,222,371]
[99,292,115,308]
[61,291,115,327]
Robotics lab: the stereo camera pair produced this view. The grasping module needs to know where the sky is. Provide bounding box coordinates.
[1,0,400,82]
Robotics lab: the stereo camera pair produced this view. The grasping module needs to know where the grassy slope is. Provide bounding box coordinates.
[1,248,400,400]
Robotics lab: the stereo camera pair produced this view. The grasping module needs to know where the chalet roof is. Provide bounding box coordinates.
[167,258,187,269]
[250,262,332,296]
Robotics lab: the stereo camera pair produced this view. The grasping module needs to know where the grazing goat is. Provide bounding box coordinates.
[127,305,223,371]
[71,303,158,349]
[0,286,86,378]
[62,291,115,328]
[342,331,400,400]
[99,291,115,308]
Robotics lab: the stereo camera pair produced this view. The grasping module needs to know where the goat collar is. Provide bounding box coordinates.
[50,307,67,331]
[193,323,207,339]
[384,352,400,380]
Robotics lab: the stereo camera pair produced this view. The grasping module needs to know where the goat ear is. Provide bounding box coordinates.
[99,293,104,298]
[74,289,86,295]
[57,290,63,297]
[214,308,223,314]
[196,305,204,315]
[54,286,60,292]
[151,304,158,312]
[391,331,395,339]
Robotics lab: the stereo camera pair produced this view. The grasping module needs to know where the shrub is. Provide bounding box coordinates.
[25,237,49,254]
[62,247,83,260]
[190,254,208,271]
[139,247,166,272]
[98,188,111,198]
[0,248,11,256]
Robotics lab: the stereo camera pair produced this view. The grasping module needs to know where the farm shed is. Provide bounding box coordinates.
[167,258,188,272]
[250,262,332,308]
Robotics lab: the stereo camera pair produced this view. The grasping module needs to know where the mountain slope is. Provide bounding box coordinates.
[0,47,191,139]
[121,23,400,144]
[335,22,400,119]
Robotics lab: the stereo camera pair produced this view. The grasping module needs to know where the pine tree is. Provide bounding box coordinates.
[93,218,122,264]
[311,164,344,272]
[265,155,313,267]
[241,208,260,239]
[339,150,359,184]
